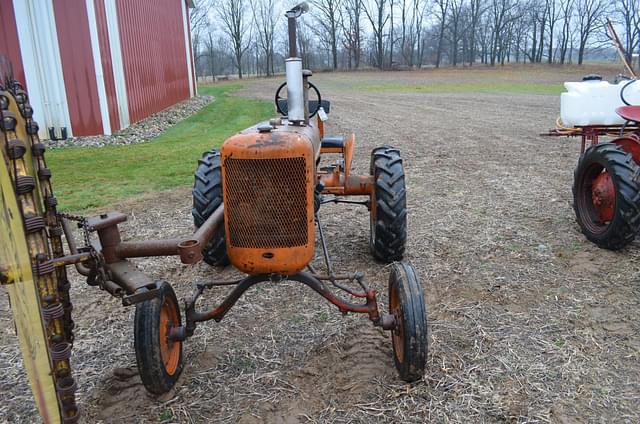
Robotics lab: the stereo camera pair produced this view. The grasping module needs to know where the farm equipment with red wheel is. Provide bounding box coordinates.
[0,3,427,422]
[545,20,640,250]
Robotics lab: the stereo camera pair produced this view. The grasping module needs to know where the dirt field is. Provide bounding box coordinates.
[2,65,640,423]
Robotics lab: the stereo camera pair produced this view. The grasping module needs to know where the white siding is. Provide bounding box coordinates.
[85,0,112,135]
[12,0,71,138]
[104,0,129,129]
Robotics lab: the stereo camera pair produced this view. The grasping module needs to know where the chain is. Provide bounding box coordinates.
[57,212,93,252]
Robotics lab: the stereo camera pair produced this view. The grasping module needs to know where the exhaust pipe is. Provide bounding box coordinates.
[285,3,309,125]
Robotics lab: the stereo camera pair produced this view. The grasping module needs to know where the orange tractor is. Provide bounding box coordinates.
[0,3,427,422]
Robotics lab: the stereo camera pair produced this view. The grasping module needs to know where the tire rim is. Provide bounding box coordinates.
[577,163,616,235]
[159,296,180,376]
[389,283,404,363]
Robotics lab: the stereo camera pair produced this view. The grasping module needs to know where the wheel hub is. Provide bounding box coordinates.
[592,171,615,222]
[389,287,405,362]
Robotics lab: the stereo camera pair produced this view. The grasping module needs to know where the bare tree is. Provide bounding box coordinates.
[530,0,548,63]
[489,0,521,65]
[216,0,252,79]
[196,0,616,74]
[389,0,395,66]
[311,0,342,69]
[205,29,217,79]
[298,21,316,68]
[448,0,465,66]
[467,0,486,66]
[362,0,390,69]
[414,0,432,68]
[616,0,640,67]
[341,0,363,68]
[434,0,449,67]
[252,0,280,76]
[575,0,606,65]
[558,0,574,64]
[413,0,428,67]
[400,0,425,67]
[189,0,213,79]
[544,0,560,63]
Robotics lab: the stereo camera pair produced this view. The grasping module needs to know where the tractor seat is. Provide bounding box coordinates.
[321,135,345,149]
[616,105,640,123]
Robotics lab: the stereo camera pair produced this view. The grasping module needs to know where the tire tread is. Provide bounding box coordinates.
[370,145,407,262]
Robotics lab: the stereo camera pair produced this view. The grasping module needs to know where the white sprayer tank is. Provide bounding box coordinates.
[560,80,640,126]
[560,81,640,127]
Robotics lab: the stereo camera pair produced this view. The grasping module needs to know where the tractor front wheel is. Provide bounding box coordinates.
[388,262,427,382]
[192,149,229,266]
[134,282,184,395]
[370,146,407,262]
[573,142,640,249]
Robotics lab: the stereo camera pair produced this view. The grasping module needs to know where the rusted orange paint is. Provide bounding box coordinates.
[221,122,319,275]
[159,296,180,376]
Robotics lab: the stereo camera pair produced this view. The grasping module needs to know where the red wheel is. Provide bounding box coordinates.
[134,282,184,395]
[573,142,640,249]
[388,262,427,382]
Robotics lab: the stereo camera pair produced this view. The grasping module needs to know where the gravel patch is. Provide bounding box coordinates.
[45,95,214,149]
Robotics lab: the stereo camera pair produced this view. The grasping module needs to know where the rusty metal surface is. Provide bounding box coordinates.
[53,0,103,136]
[115,0,191,124]
[86,206,223,266]
[225,157,309,248]
[86,211,127,231]
[192,204,224,246]
[115,238,181,258]
[0,2,25,88]
[221,126,316,275]
[92,0,120,131]
[183,272,394,334]
[51,252,92,268]
[105,260,155,294]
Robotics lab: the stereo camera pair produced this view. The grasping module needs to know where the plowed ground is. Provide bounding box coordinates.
[2,65,639,423]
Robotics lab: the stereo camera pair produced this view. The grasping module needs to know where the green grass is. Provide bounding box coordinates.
[358,82,564,95]
[47,85,272,211]
[159,410,173,422]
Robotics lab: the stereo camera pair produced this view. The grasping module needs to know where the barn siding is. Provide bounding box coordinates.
[12,0,72,139]
[0,0,193,137]
[93,0,120,132]
[0,1,25,86]
[53,0,103,135]
[185,3,197,96]
[115,0,191,124]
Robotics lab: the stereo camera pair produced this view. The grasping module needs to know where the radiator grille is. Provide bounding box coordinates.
[224,157,309,248]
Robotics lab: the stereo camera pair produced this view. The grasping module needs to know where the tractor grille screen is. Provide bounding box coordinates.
[224,157,308,248]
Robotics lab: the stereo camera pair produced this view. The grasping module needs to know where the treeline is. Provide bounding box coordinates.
[189,0,639,79]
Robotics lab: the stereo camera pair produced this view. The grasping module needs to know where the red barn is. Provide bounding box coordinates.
[0,0,196,138]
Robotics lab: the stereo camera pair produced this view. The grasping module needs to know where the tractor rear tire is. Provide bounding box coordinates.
[573,142,640,249]
[370,146,407,262]
[134,282,184,395]
[192,150,229,266]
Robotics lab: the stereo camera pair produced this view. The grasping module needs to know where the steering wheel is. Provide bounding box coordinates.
[620,78,638,106]
[275,81,322,118]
